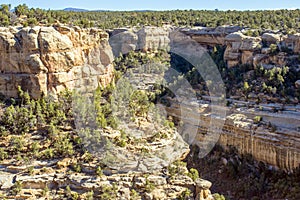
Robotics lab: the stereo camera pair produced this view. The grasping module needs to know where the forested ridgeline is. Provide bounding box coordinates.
[0,4,299,32]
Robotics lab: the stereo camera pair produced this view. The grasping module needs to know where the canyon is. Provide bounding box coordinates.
[0,24,300,177]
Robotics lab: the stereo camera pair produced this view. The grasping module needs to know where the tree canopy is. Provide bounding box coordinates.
[0,4,299,32]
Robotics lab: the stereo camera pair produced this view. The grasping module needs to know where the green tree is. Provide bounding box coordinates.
[129,90,151,118]
[14,4,29,17]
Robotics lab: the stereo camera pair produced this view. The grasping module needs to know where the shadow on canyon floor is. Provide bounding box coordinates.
[185,144,300,200]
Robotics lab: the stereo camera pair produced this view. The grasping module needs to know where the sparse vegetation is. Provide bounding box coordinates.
[10,181,22,195]
[0,5,298,199]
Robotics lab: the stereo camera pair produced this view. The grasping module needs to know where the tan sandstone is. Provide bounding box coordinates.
[0,25,114,99]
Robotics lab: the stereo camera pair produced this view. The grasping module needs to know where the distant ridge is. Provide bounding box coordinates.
[62,8,153,12]
[63,7,89,12]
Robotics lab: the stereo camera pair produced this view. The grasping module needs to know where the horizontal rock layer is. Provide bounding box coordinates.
[166,100,300,171]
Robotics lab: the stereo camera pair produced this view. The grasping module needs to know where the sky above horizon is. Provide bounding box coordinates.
[1,0,300,11]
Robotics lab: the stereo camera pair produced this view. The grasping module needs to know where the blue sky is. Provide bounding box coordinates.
[1,0,300,11]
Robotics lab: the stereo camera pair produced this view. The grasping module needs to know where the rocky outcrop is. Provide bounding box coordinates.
[262,33,281,45]
[0,26,114,99]
[180,25,241,47]
[224,32,261,67]
[253,52,288,69]
[137,26,171,52]
[108,26,300,70]
[0,151,214,198]
[0,166,214,199]
[282,33,300,53]
[109,26,171,56]
[109,28,138,56]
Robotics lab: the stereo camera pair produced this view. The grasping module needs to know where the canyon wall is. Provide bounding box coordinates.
[109,25,300,69]
[1,25,299,171]
[0,25,114,99]
[166,100,300,171]
[109,26,171,56]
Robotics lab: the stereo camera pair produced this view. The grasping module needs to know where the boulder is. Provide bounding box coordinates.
[283,33,300,53]
[224,32,261,67]
[225,32,261,51]
[0,172,15,189]
[225,32,245,42]
[195,179,212,190]
[262,33,281,44]
[195,179,214,200]
[38,27,73,52]
[296,80,300,88]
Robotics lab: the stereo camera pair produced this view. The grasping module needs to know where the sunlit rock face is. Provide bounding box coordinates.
[109,26,300,70]
[109,25,241,57]
[223,32,261,67]
[179,25,242,47]
[109,26,172,56]
[166,100,300,171]
[0,26,114,99]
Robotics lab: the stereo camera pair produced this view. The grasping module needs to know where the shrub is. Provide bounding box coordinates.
[179,189,192,200]
[43,148,54,159]
[96,166,103,177]
[100,184,118,199]
[11,181,22,195]
[85,190,94,200]
[270,44,278,55]
[0,148,8,160]
[41,185,49,197]
[254,116,262,123]
[188,168,200,181]
[54,135,74,156]
[72,163,81,173]
[213,193,226,200]
[144,178,155,192]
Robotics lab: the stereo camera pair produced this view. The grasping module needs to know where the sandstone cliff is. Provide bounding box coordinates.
[1,25,299,172]
[109,26,171,56]
[166,99,300,171]
[0,26,114,99]
[108,25,300,69]
[224,32,261,67]
[180,25,241,47]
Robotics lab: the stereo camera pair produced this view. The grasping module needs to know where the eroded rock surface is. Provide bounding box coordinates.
[0,25,114,99]
[167,98,300,171]
[109,26,171,56]
[109,25,300,70]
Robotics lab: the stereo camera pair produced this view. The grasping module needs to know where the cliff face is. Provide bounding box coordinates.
[223,32,261,67]
[180,25,241,47]
[109,25,300,69]
[0,26,114,99]
[1,25,299,172]
[109,26,171,56]
[166,99,300,171]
